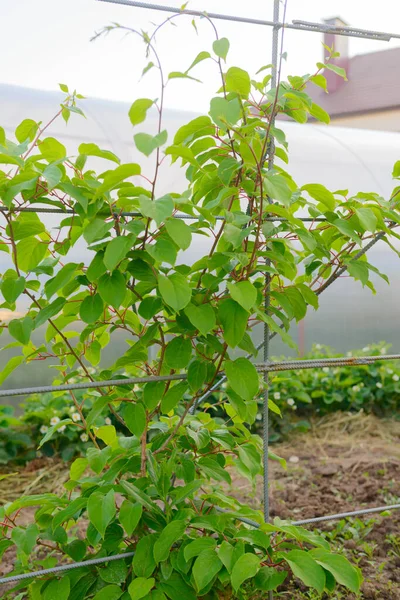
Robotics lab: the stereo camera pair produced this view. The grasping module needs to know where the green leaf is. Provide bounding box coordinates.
[134,131,168,156]
[309,102,330,124]
[17,237,48,272]
[34,297,66,329]
[104,236,134,271]
[129,98,154,126]
[197,457,231,483]
[98,271,126,308]
[323,62,348,79]
[86,446,111,474]
[184,303,216,336]
[78,142,120,164]
[139,195,174,226]
[38,137,66,161]
[11,523,39,555]
[132,534,157,577]
[347,260,369,286]
[99,560,128,584]
[161,381,188,413]
[355,207,377,232]
[193,549,223,592]
[225,66,251,97]
[217,157,241,185]
[333,218,361,243]
[392,160,400,178]
[45,263,77,299]
[165,218,192,250]
[42,576,70,600]
[143,381,165,411]
[83,218,113,244]
[153,520,187,563]
[225,357,259,401]
[218,298,248,347]
[87,489,116,538]
[80,293,104,323]
[8,316,33,345]
[186,50,211,72]
[174,116,213,144]
[209,97,241,130]
[96,164,141,197]
[165,336,192,369]
[301,184,335,212]
[0,355,24,385]
[284,550,325,594]
[184,538,217,561]
[227,281,257,311]
[217,540,235,573]
[310,549,361,593]
[165,145,199,167]
[254,566,287,591]
[147,238,177,265]
[1,276,25,303]
[231,553,261,591]
[69,457,88,481]
[264,174,293,206]
[238,443,262,477]
[119,501,142,536]
[187,360,207,392]
[158,273,191,312]
[93,585,123,600]
[38,419,72,447]
[124,403,146,437]
[120,481,165,518]
[128,578,155,600]
[158,573,196,600]
[96,425,117,445]
[43,164,62,189]
[309,74,327,92]
[213,37,230,61]
[15,119,38,143]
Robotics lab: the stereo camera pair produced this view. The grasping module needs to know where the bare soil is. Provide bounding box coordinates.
[229,413,400,599]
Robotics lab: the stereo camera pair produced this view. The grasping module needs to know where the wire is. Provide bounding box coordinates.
[1,354,399,398]
[97,0,397,40]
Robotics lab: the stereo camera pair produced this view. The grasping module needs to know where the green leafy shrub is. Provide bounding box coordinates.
[1,13,400,598]
[264,342,400,440]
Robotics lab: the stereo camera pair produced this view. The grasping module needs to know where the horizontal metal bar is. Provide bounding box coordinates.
[0,206,224,221]
[1,354,399,398]
[97,0,398,41]
[291,503,400,526]
[258,353,400,372]
[218,502,400,529]
[0,373,186,398]
[0,552,135,585]
[0,206,335,222]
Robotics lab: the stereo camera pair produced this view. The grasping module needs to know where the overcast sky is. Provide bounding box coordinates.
[1,0,400,111]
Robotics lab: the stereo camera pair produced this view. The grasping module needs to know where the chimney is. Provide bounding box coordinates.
[323,17,349,93]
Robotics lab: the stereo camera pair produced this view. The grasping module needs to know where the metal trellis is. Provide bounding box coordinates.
[1,0,400,591]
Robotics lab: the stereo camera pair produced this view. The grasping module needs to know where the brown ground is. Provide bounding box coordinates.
[229,413,400,599]
[1,413,400,599]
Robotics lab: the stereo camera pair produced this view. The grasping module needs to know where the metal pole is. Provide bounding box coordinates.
[264,5,280,597]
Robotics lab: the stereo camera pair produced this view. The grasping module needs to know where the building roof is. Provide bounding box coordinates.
[308,46,400,117]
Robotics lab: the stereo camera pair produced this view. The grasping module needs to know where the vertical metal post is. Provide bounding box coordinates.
[264,2,280,598]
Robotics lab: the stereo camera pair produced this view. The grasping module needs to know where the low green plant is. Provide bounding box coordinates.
[264,342,400,439]
[2,10,400,599]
